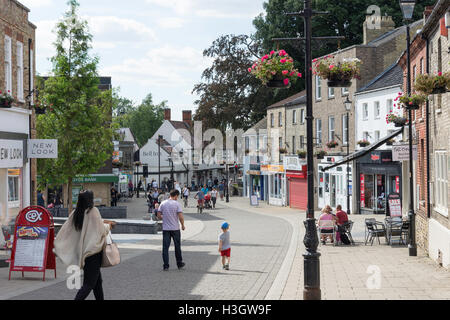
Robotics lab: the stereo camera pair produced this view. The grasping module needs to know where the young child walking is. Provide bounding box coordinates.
[218,222,231,270]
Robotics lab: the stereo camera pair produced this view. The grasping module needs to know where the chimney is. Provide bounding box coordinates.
[182,110,192,128]
[164,108,171,121]
[363,15,395,44]
[423,5,435,23]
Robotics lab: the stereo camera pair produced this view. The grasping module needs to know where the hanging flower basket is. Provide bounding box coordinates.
[315,151,327,159]
[386,139,395,146]
[357,140,370,147]
[314,56,361,88]
[249,49,302,89]
[326,141,339,148]
[415,72,450,95]
[386,112,408,127]
[395,92,427,111]
[279,147,287,154]
[0,91,14,108]
[35,106,46,115]
[297,150,306,159]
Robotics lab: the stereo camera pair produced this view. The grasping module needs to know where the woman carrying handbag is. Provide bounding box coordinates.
[54,190,118,300]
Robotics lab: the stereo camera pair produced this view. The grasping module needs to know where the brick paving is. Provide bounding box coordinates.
[223,196,450,300]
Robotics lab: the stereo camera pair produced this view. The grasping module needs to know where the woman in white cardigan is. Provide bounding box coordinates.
[54,190,115,300]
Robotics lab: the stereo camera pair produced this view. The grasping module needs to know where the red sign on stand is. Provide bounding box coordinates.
[9,206,56,281]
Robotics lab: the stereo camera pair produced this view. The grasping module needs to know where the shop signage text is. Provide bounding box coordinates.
[28,139,58,159]
[0,140,23,168]
[392,145,418,162]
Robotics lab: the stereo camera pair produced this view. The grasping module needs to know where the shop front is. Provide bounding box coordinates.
[318,156,353,212]
[69,174,119,208]
[263,164,285,207]
[283,156,307,210]
[356,151,401,215]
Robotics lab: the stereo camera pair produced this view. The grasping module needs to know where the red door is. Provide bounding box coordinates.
[289,178,307,210]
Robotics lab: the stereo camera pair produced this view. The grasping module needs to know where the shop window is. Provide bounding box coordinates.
[8,169,20,208]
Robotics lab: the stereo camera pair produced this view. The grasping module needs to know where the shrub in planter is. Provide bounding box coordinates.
[326,141,338,148]
[415,72,450,95]
[313,56,361,87]
[0,91,14,108]
[315,150,327,159]
[278,147,287,154]
[249,49,302,88]
[297,150,306,159]
[357,140,370,147]
[395,92,427,110]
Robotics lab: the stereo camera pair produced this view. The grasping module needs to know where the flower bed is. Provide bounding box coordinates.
[249,50,302,88]
[415,72,449,95]
[0,91,14,108]
[313,56,361,87]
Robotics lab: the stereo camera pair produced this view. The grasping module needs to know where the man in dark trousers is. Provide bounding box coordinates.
[157,189,186,271]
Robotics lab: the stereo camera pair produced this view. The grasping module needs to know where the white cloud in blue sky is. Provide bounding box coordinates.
[21,0,265,120]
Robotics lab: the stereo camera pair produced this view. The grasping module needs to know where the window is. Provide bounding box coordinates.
[278,112,282,127]
[4,36,12,94]
[363,131,369,141]
[316,119,322,144]
[328,87,335,98]
[17,41,24,101]
[413,65,417,84]
[8,169,20,208]
[270,113,274,127]
[300,136,305,149]
[245,137,250,152]
[293,110,297,124]
[30,49,34,105]
[300,109,305,124]
[420,58,424,74]
[292,136,296,154]
[328,116,335,141]
[342,114,348,145]
[435,151,448,215]
[342,87,349,96]
[316,76,322,100]
[386,99,393,114]
[374,101,380,119]
[375,130,380,141]
[363,103,369,120]
[279,137,283,149]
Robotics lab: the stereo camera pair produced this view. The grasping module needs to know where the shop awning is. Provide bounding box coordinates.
[321,128,404,172]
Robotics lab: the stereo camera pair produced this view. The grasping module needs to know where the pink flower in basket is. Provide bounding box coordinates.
[283,78,290,86]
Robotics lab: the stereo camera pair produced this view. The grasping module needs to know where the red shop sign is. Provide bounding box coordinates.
[395,176,400,193]
[9,206,56,281]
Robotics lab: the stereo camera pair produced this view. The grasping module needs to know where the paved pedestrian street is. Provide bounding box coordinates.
[1,196,450,300]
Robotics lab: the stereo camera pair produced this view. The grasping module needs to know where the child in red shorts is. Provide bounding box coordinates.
[218,222,231,270]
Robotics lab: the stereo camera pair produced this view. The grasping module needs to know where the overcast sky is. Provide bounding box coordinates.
[21,0,265,120]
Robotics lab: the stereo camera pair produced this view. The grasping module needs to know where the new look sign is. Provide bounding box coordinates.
[28,139,58,159]
[0,140,23,168]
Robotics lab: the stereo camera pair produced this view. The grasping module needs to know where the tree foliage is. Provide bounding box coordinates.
[36,0,114,207]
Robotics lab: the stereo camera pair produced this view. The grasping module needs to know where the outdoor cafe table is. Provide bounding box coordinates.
[384,216,409,245]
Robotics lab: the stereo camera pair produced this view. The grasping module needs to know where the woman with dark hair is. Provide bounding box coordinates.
[54,190,116,300]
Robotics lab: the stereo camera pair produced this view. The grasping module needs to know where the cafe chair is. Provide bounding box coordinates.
[365,219,387,246]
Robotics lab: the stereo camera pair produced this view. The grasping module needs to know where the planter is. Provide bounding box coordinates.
[35,106,46,114]
[403,103,420,110]
[316,155,324,160]
[358,143,370,148]
[432,86,447,95]
[327,80,352,88]
[266,74,290,89]
[0,101,12,108]
[386,141,394,146]
[393,118,407,127]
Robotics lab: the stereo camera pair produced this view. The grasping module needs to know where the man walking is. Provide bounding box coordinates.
[157,189,186,271]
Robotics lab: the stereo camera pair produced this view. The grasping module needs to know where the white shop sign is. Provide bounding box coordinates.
[0,140,24,168]
[28,139,58,159]
[392,144,418,162]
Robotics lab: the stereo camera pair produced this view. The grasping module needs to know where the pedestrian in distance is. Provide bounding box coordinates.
[211,187,218,209]
[157,189,186,271]
[54,190,116,300]
[218,182,225,201]
[194,188,205,213]
[110,187,118,207]
[218,222,231,270]
[182,185,190,208]
[37,190,46,207]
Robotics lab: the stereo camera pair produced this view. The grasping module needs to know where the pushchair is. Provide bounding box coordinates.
[204,195,212,210]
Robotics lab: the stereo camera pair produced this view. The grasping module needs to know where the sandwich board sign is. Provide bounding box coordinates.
[250,195,259,206]
[9,206,56,281]
[387,193,402,217]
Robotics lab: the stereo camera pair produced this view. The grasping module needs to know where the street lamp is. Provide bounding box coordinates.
[400,0,417,257]
[168,155,174,189]
[226,162,230,203]
[158,135,163,189]
[344,97,352,215]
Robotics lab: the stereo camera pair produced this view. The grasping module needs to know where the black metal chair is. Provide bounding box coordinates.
[400,221,410,245]
[339,221,355,245]
[365,220,387,246]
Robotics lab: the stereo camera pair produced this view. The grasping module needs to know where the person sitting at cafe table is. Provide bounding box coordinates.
[335,205,349,243]
[317,205,337,245]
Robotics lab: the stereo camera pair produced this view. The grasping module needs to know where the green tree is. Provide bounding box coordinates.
[126,94,166,147]
[36,0,114,208]
[193,34,277,132]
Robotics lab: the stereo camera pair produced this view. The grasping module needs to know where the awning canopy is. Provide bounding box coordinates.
[321,128,404,172]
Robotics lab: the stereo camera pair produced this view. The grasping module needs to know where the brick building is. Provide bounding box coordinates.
[0,0,36,249]
[313,13,423,213]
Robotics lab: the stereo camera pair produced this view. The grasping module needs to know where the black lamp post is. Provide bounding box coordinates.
[158,135,163,189]
[168,156,174,189]
[399,0,417,257]
[344,97,352,215]
[226,163,230,203]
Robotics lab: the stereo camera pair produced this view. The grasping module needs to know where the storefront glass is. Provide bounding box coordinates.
[7,169,20,208]
[270,174,282,199]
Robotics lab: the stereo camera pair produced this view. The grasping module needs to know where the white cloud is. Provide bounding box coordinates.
[156,17,185,29]
[20,0,52,8]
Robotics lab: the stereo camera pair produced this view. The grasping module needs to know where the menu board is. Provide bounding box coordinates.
[13,227,48,269]
[250,195,259,206]
[388,193,402,217]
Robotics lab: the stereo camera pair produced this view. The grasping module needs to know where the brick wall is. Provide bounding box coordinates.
[0,0,37,204]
